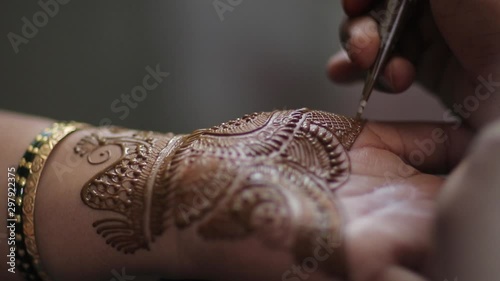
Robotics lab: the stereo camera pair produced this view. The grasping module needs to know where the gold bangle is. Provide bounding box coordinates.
[12,121,88,281]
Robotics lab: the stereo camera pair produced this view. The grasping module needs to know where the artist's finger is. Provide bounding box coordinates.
[381,56,416,93]
[354,122,473,174]
[340,16,380,70]
[327,51,365,83]
[327,52,415,93]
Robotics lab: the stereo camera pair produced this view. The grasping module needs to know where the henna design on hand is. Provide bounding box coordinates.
[163,108,363,275]
[75,109,364,277]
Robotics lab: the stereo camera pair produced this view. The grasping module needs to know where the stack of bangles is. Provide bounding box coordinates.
[10,122,88,281]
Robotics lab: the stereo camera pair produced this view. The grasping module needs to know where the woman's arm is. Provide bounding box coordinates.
[1,111,53,281]
[0,110,183,281]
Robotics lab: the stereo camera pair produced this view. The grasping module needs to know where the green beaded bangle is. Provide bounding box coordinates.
[11,121,87,281]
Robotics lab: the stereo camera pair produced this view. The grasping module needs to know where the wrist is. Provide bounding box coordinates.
[0,111,53,281]
[22,125,183,280]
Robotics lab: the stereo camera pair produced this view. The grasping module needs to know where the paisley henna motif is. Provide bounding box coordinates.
[76,109,363,277]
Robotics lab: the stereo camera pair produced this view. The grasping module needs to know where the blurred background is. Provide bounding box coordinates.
[1,0,445,134]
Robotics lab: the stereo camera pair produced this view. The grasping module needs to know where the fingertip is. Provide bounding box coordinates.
[382,57,416,93]
[341,17,380,70]
[327,51,364,83]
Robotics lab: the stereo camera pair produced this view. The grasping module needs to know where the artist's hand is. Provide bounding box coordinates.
[431,119,500,281]
[328,0,500,129]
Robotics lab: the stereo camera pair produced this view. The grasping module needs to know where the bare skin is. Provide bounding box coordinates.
[332,121,470,281]
[329,0,500,130]
[329,1,500,279]
[0,110,471,281]
[167,112,471,281]
[433,119,500,281]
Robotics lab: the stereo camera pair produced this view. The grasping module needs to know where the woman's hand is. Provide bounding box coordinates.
[0,109,473,281]
[328,0,500,130]
[165,109,471,281]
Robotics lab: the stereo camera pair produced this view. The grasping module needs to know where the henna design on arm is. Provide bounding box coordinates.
[74,127,175,253]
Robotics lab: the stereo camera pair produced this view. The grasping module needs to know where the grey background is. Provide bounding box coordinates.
[1,0,445,134]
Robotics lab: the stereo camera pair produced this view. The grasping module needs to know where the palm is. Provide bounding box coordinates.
[337,123,443,281]
[171,112,468,281]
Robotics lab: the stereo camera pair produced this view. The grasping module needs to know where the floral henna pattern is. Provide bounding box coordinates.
[76,109,364,276]
[163,108,363,275]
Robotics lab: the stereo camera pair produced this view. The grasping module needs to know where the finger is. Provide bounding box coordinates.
[381,56,416,93]
[327,51,365,83]
[340,16,380,70]
[342,0,378,17]
[353,122,473,174]
[327,52,415,93]
[338,16,416,92]
[345,195,435,281]
[415,38,452,93]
